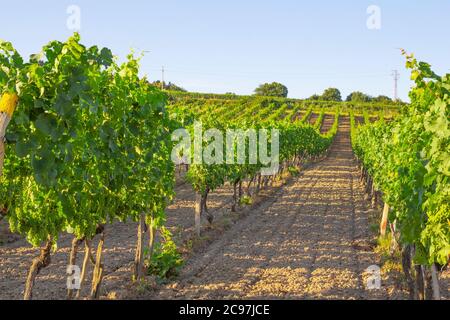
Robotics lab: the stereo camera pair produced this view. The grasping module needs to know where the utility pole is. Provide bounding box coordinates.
[161,66,165,91]
[391,70,399,101]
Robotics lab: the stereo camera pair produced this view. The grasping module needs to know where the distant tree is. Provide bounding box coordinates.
[254,82,288,98]
[308,94,321,101]
[346,91,372,102]
[372,95,393,103]
[150,81,187,92]
[321,88,342,102]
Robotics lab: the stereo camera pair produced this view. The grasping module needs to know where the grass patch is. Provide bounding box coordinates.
[145,228,184,281]
[288,166,300,176]
[239,195,253,206]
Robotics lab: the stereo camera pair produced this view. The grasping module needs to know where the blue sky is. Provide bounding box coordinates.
[1,0,449,101]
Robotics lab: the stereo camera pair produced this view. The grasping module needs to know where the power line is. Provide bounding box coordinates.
[161,66,165,90]
[391,70,400,101]
[146,67,391,79]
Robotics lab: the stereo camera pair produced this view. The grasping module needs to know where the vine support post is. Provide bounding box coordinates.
[238,181,243,205]
[256,173,262,195]
[414,264,425,300]
[203,189,213,225]
[359,167,365,183]
[76,239,93,299]
[389,221,399,253]
[133,213,146,281]
[365,177,372,199]
[194,192,202,237]
[401,244,415,299]
[148,214,156,260]
[430,264,441,300]
[423,266,434,300]
[371,187,377,208]
[246,176,254,197]
[24,238,53,300]
[231,181,238,213]
[91,231,105,299]
[380,203,390,237]
[278,164,284,179]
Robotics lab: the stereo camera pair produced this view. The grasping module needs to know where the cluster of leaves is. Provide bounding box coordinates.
[0,34,175,247]
[352,54,449,266]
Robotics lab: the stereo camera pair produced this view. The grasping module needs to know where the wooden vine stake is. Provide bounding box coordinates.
[0,93,18,179]
[148,214,156,259]
[232,181,239,212]
[203,190,213,225]
[238,181,243,205]
[380,203,390,237]
[255,173,262,195]
[194,193,202,237]
[91,232,105,299]
[76,239,94,299]
[430,264,441,300]
[133,213,146,281]
[246,176,254,198]
[371,185,378,208]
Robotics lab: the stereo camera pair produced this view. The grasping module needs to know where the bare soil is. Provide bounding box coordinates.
[308,113,318,125]
[320,114,335,134]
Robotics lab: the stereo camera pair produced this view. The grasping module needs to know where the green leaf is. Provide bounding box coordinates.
[15,140,31,158]
[35,113,56,135]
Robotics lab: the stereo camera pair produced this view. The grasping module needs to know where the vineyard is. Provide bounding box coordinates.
[0,35,448,300]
